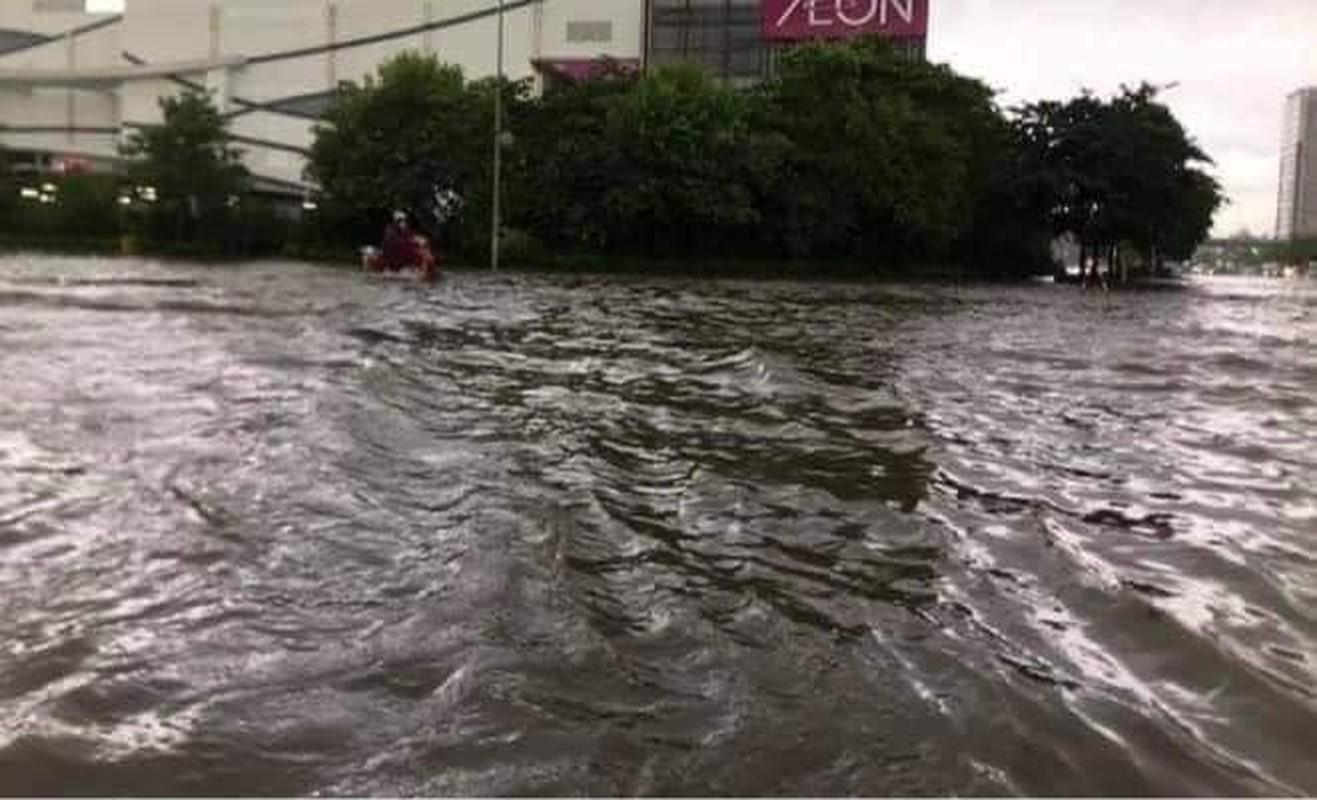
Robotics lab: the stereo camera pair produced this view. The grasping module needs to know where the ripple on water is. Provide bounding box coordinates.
[0,260,1313,795]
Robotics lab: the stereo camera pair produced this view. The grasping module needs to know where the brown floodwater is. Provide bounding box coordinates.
[0,256,1313,796]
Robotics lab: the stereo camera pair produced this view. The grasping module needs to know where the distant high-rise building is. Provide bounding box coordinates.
[1277,87,1317,241]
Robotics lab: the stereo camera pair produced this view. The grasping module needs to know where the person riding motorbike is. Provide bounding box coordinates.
[364,211,439,281]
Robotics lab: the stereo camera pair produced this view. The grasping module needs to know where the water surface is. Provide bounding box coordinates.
[1,256,1313,795]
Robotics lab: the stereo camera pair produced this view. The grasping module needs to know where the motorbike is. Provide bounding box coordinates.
[360,236,439,282]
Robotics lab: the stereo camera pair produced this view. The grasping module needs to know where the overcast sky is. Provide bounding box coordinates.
[88,0,1315,236]
[930,0,1315,237]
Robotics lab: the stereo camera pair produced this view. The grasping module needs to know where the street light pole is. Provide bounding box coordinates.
[491,0,505,272]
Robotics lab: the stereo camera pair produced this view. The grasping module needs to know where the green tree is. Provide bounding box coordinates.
[957,122,1057,276]
[1281,237,1317,265]
[515,68,638,254]
[1012,94,1110,278]
[754,38,1018,270]
[1156,169,1222,266]
[1013,85,1221,282]
[452,74,533,258]
[52,173,121,239]
[309,52,512,252]
[120,90,248,247]
[517,63,766,260]
[600,64,762,257]
[0,144,15,234]
[301,41,1216,281]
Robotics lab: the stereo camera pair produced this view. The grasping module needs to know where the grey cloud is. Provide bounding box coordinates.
[929,0,1317,236]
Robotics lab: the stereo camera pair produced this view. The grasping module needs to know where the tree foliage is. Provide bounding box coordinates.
[516,69,639,254]
[604,66,761,255]
[1012,84,1223,278]
[119,90,249,245]
[307,52,528,252]
[509,40,1031,270]
[1283,237,1317,263]
[0,170,122,245]
[514,64,771,260]
[309,46,1222,280]
[52,174,121,238]
[0,144,14,226]
[755,40,1022,266]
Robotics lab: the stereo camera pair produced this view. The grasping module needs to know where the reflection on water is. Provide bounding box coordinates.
[0,256,1313,795]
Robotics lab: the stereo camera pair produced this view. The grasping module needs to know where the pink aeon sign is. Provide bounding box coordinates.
[762,0,930,42]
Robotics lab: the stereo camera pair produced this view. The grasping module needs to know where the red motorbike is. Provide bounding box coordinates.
[361,236,439,282]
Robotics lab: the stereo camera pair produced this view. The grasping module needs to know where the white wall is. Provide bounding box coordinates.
[537,0,644,64]
[3,0,645,190]
[0,3,123,162]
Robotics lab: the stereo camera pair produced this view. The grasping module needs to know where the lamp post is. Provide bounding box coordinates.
[491,0,505,272]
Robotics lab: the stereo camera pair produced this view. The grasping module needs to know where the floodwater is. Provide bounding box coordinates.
[0,255,1313,796]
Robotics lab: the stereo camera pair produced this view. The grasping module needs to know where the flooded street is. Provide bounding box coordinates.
[0,255,1313,795]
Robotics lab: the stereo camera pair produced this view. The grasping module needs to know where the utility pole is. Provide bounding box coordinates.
[491,0,505,271]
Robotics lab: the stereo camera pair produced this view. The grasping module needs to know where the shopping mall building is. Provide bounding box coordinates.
[1,0,929,193]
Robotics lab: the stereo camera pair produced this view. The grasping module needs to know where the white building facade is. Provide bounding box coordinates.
[1,0,645,192]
